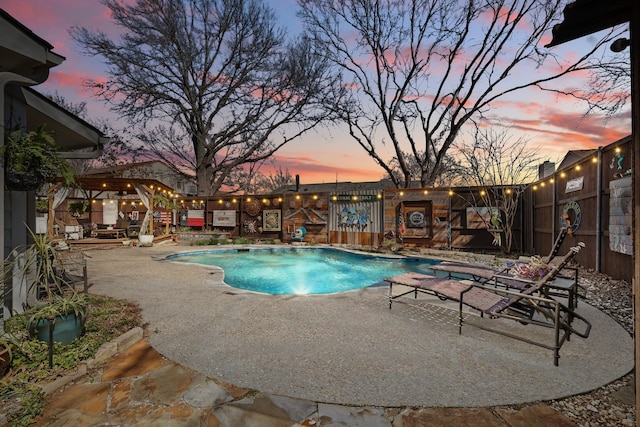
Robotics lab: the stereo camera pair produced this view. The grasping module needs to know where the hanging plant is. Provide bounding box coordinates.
[1,125,76,191]
[35,198,49,213]
[67,200,90,217]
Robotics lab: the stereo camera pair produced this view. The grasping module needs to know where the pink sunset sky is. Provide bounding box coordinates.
[1,0,632,185]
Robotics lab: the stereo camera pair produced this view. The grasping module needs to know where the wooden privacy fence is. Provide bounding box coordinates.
[524,136,632,282]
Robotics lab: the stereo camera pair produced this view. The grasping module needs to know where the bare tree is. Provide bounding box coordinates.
[454,128,542,254]
[72,0,336,196]
[298,0,618,188]
[388,151,465,188]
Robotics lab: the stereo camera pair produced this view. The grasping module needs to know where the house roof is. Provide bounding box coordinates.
[81,161,165,177]
[272,180,396,194]
[0,8,64,83]
[7,85,108,152]
[70,176,174,195]
[545,0,632,47]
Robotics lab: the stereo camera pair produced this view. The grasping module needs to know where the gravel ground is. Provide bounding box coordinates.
[545,268,635,427]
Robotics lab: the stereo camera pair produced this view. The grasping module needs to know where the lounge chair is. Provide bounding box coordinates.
[385,243,591,366]
[429,228,584,309]
[430,227,568,280]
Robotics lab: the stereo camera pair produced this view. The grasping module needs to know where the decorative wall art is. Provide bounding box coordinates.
[405,208,426,228]
[212,210,235,227]
[263,209,281,231]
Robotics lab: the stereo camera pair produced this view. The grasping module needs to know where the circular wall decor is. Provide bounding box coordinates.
[245,199,261,216]
[407,210,426,228]
[560,200,582,234]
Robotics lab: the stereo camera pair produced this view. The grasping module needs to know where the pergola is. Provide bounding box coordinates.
[47,177,176,238]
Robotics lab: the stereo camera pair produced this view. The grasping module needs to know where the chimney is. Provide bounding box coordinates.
[295,174,300,192]
[538,161,555,180]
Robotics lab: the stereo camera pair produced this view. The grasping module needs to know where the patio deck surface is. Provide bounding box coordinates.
[83,244,633,408]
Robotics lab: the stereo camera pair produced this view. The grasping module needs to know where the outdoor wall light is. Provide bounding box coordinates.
[610,38,630,53]
[533,185,538,191]
[592,157,598,163]
[550,178,554,184]
[332,195,338,201]
[377,193,382,199]
[352,195,358,201]
[615,147,622,153]
[480,190,486,196]
[296,195,301,200]
[232,199,237,203]
[575,165,581,171]
[278,198,283,202]
[423,190,428,195]
[102,183,107,188]
[399,191,404,196]
[448,190,453,196]
[218,199,223,204]
[560,172,566,178]
[540,182,545,187]
[505,189,512,194]
[313,195,318,200]
[246,197,251,202]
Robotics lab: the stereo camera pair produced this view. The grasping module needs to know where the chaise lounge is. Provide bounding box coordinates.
[385,243,591,365]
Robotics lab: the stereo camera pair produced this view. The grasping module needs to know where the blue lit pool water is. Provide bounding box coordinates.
[168,247,439,295]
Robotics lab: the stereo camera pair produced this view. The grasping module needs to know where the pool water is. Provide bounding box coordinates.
[169,247,439,294]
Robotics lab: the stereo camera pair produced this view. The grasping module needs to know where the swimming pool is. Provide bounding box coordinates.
[168,247,439,295]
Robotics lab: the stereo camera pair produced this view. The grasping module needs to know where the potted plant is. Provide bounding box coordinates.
[137,211,154,246]
[0,332,18,378]
[67,200,89,218]
[4,228,87,345]
[1,125,76,191]
[36,198,49,213]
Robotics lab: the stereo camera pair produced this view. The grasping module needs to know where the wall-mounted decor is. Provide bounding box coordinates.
[406,208,426,228]
[609,176,632,255]
[212,210,236,227]
[245,199,262,216]
[263,209,281,231]
[466,207,500,229]
[560,200,582,236]
[565,176,584,193]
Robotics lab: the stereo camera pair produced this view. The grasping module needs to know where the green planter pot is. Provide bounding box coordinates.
[29,311,86,346]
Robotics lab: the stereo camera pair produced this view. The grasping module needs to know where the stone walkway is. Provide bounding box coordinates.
[34,336,580,426]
